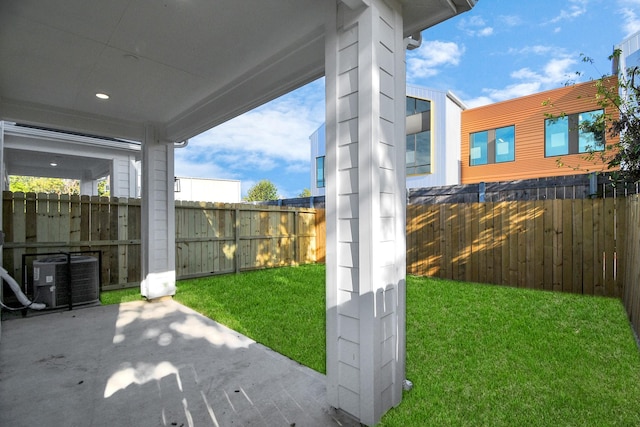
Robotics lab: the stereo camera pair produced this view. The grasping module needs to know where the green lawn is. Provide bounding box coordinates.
[101,264,640,426]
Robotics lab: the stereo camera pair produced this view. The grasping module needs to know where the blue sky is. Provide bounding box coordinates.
[175,0,640,199]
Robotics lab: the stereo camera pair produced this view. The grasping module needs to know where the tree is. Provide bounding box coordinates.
[547,51,640,184]
[9,176,80,194]
[244,179,278,201]
[97,178,110,197]
[593,50,640,184]
[298,188,311,198]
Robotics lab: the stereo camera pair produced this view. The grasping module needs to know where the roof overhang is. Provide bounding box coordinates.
[0,0,476,143]
[3,122,140,180]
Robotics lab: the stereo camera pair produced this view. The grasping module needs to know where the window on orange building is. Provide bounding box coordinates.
[578,110,605,153]
[545,116,569,156]
[495,126,515,163]
[470,131,488,165]
[545,109,604,157]
[470,125,515,166]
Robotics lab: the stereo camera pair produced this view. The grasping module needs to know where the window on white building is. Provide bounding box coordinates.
[316,156,325,188]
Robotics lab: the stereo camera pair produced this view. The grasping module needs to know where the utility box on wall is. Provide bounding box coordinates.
[32,255,99,309]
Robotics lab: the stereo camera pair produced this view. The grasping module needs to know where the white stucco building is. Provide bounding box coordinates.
[310,85,466,196]
[174,176,241,203]
[617,30,640,71]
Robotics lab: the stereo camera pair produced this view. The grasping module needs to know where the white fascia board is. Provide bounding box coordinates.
[3,122,141,154]
[341,0,370,9]
[0,98,145,143]
[446,91,468,110]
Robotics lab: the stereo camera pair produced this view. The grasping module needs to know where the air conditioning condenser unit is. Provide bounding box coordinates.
[32,255,99,309]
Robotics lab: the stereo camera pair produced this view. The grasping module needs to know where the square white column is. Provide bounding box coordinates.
[140,125,176,299]
[0,121,4,340]
[325,0,406,425]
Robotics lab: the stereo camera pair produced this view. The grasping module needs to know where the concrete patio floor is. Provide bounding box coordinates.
[0,299,360,427]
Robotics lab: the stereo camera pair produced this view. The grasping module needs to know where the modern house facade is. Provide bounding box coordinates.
[312,79,619,193]
[310,85,466,196]
[461,77,620,184]
[457,31,640,186]
[617,30,640,77]
[405,86,466,189]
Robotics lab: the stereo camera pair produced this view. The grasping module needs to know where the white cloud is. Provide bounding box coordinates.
[457,15,494,37]
[466,82,542,108]
[174,79,325,180]
[407,40,464,79]
[547,0,587,24]
[173,151,232,180]
[619,0,640,37]
[464,56,578,107]
[463,95,495,108]
[498,15,523,27]
[508,45,556,56]
[543,57,579,81]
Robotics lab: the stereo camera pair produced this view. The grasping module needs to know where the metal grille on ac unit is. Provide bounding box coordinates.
[32,255,99,309]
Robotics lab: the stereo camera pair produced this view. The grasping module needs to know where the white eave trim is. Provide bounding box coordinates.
[446,91,468,110]
[3,122,141,152]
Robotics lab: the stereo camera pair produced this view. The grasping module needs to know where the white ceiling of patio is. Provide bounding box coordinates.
[0,0,475,143]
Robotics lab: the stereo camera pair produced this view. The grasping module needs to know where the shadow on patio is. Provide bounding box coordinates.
[0,300,358,427]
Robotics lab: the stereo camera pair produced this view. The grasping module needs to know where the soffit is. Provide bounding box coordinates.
[0,0,475,142]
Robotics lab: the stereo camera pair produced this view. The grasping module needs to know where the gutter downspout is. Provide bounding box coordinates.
[174,139,189,149]
[404,32,422,50]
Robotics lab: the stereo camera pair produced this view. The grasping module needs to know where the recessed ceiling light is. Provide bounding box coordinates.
[96,93,110,100]
[50,162,58,167]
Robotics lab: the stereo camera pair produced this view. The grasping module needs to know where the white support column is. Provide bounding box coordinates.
[110,155,140,198]
[0,121,4,341]
[325,1,406,425]
[80,177,98,196]
[140,125,176,299]
[0,121,6,192]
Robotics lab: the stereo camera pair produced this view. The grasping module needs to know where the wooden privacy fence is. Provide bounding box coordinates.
[2,192,322,291]
[2,192,141,291]
[407,199,625,298]
[174,200,319,279]
[623,195,640,336]
[4,191,640,335]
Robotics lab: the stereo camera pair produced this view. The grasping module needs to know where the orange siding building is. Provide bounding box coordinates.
[461,77,619,184]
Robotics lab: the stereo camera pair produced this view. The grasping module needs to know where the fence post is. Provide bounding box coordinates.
[479,182,486,203]
[234,207,241,273]
[589,172,597,197]
[293,210,298,265]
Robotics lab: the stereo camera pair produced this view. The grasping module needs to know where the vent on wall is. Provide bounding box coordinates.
[32,255,99,309]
